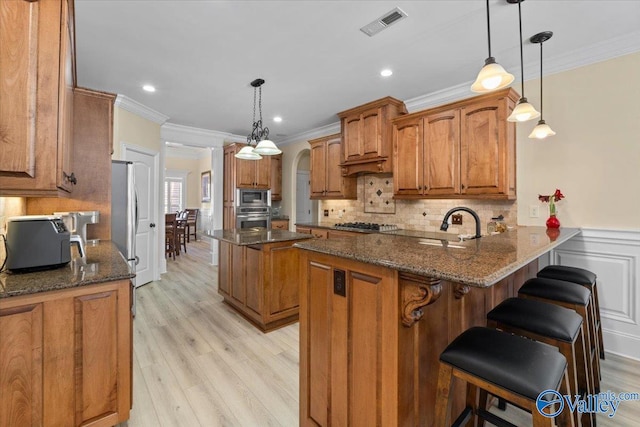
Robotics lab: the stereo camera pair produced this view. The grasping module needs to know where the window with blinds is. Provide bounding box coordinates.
[164,178,183,213]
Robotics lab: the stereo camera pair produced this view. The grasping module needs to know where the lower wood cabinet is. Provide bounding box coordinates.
[0,280,132,427]
[218,239,305,331]
[296,226,360,240]
[271,219,289,230]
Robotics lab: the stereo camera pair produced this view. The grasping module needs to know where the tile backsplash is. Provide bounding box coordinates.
[321,176,517,236]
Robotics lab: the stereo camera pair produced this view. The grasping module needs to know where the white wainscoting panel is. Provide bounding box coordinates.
[551,229,640,360]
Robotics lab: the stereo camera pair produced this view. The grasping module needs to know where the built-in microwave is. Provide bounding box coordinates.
[236,189,271,208]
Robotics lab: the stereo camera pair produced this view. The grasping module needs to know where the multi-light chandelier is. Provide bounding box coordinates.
[235,78,282,160]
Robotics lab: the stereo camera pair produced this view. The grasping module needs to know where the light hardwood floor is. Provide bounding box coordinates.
[120,238,640,426]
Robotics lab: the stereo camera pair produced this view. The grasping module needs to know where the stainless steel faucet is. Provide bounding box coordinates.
[440,207,482,239]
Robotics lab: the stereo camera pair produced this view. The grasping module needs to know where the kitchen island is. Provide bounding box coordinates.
[209,229,312,332]
[294,226,580,426]
[0,242,134,427]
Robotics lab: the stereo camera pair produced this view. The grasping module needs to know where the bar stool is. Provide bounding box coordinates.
[519,277,600,394]
[435,327,574,427]
[538,265,604,360]
[487,297,594,427]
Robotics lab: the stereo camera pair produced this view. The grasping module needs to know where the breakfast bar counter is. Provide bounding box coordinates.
[295,226,580,426]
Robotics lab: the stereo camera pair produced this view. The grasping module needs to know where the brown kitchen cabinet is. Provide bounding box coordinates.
[235,144,271,189]
[0,279,132,427]
[270,153,282,201]
[0,0,77,196]
[337,97,407,176]
[271,219,289,230]
[392,88,518,200]
[296,226,360,240]
[217,239,306,331]
[309,134,356,200]
[223,144,237,229]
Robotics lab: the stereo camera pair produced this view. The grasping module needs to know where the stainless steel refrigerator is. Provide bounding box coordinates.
[111,160,138,312]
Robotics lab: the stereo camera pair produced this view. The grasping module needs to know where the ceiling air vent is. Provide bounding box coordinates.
[360,7,408,37]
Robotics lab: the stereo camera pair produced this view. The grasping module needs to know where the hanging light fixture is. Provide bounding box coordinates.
[471,0,514,93]
[235,78,282,160]
[507,0,540,122]
[528,31,556,139]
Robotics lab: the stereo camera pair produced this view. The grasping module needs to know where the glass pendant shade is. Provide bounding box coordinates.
[529,119,556,139]
[253,139,281,155]
[235,145,262,160]
[471,58,515,93]
[507,97,540,122]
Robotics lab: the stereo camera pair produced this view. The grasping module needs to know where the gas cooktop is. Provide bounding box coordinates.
[333,222,399,232]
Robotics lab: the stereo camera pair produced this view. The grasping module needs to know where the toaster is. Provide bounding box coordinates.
[6,215,72,271]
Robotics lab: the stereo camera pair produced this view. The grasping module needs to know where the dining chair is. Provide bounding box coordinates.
[165,213,177,260]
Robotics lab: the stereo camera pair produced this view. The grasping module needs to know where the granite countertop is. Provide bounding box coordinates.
[294,222,375,234]
[294,226,581,287]
[207,229,312,245]
[0,241,135,299]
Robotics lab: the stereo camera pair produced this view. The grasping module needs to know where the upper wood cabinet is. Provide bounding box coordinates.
[309,134,356,200]
[234,144,271,189]
[337,97,407,176]
[223,144,236,229]
[393,88,518,200]
[0,0,77,196]
[270,153,282,201]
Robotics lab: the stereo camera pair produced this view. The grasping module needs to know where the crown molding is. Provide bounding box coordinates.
[277,121,341,146]
[165,146,209,160]
[114,94,169,125]
[161,122,245,148]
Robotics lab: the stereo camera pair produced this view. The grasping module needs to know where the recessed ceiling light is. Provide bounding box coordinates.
[273,116,283,123]
[142,84,156,92]
[380,69,393,77]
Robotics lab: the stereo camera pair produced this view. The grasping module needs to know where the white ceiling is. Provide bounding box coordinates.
[75,0,640,143]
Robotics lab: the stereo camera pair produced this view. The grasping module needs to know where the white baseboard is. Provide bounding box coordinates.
[551,228,640,360]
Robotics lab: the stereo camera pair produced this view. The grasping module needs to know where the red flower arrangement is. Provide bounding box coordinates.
[538,189,565,228]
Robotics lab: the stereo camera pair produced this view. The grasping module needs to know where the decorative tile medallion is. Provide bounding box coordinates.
[364,174,395,214]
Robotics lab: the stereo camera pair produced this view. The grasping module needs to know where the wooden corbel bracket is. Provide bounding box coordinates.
[400,275,442,327]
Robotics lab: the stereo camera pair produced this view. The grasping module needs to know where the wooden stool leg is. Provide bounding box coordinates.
[557,370,576,427]
[593,284,605,359]
[435,363,454,426]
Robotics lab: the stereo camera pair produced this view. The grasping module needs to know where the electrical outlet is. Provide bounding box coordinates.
[338,210,343,218]
[323,209,329,217]
[452,214,463,225]
[529,205,540,218]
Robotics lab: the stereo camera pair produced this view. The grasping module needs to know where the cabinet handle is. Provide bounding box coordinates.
[418,186,422,190]
[461,184,465,190]
[63,171,77,185]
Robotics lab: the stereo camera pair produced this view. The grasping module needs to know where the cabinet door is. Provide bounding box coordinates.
[393,117,424,196]
[223,205,235,230]
[311,228,328,239]
[270,154,282,200]
[343,115,361,161]
[56,0,75,192]
[245,247,262,316]
[0,303,43,427]
[361,107,382,158]
[0,0,39,177]
[324,137,345,197]
[74,291,120,425]
[218,241,231,296]
[223,146,236,203]
[460,99,505,195]
[236,157,256,188]
[310,141,327,198]
[231,244,246,304]
[424,109,460,196]
[272,220,289,230]
[254,155,271,189]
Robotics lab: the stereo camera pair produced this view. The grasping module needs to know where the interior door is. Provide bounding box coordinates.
[123,146,157,286]
[296,171,312,224]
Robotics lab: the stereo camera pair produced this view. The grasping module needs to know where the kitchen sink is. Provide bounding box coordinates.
[417,239,467,249]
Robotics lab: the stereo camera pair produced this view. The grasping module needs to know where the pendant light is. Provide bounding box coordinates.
[471,0,514,93]
[529,31,556,139]
[507,0,540,122]
[235,78,282,160]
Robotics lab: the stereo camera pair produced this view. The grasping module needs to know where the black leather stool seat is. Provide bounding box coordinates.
[488,298,582,343]
[519,277,590,305]
[538,265,597,287]
[440,327,567,401]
